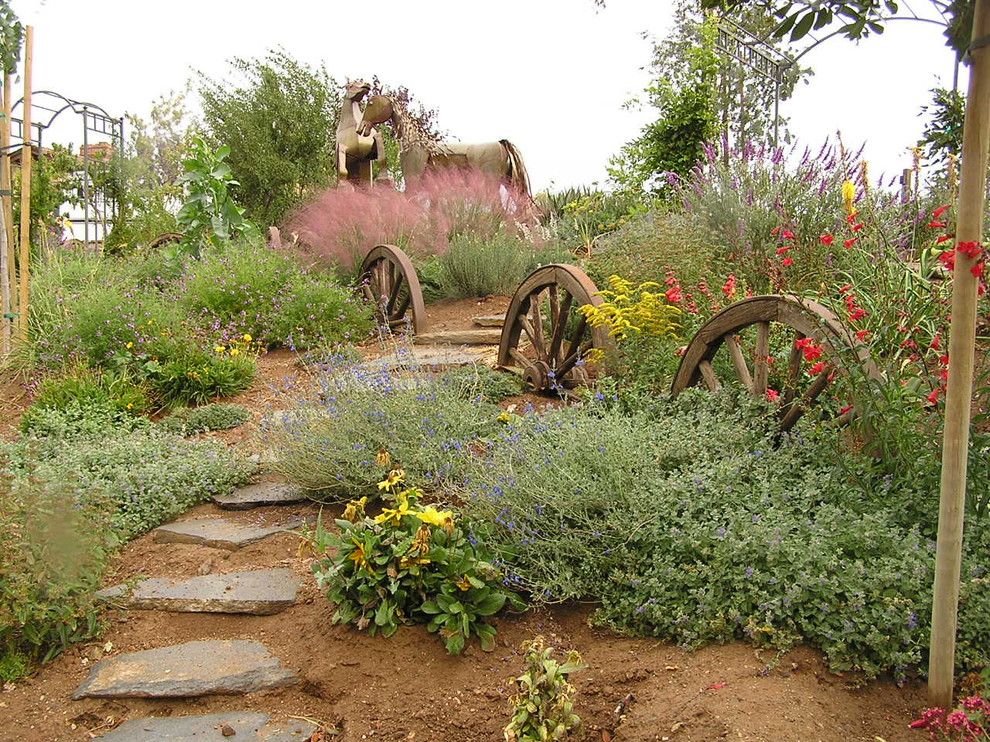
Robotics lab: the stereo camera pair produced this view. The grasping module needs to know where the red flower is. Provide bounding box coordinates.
[936,234,954,244]
[932,204,950,219]
[838,284,852,295]
[839,404,853,416]
[851,222,864,232]
[855,329,870,341]
[938,249,956,272]
[809,361,827,376]
[766,389,780,402]
[848,308,867,321]
[972,262,985,279]
[930,332,941,351]
[665,286,683,303]
[845,212,858,224]
[722,274,737,298]
[928,220,947,229]
[844,238,858,249]
[820,234,834,246]
[770,226,781,236]
[781,257,794,267]
[928,388,942,405]
[958,240,983,259]
[776,245,791,256]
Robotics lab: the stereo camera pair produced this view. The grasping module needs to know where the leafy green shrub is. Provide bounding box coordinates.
[176,240,371,349]
[147,340,256,408]
[457,391,987,678]
[23,367,150,421]
[266,357,500,499]
[308,471,519,654]
[504,636,583,742]
[439,364,525,404]
[21,400,150,440]
[0,468,112,679]
[437,231,541,299]
[159,403,251,436]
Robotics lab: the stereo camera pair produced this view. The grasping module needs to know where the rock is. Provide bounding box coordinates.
[355,347,491,373]
[95,711,317,740]
[413,329,502,345]
[197,558,215,576]
[152,517,299,550]
[213,483,308,510]
[96,569,299,615]
[472,313,506,327]
[73,640,298,699]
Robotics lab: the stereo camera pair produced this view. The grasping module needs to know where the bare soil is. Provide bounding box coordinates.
[0,298,932,741]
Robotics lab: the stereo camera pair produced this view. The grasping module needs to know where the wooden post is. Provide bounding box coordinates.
[16,26,31,343]
[928,0,990,710]
[1,72,13,321]
[0,76,8,355]
[900,167,913,203]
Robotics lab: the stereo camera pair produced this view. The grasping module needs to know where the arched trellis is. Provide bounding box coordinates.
[2,90,124,246]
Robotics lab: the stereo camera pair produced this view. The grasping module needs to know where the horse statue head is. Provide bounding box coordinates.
[359,95,394,137]
[343,79,372,103]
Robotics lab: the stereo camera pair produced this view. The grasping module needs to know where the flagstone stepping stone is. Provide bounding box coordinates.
[473,313,506,327]
[96,711,317,741]
[152,517,301,550]
[213,483,308,510]
[356,347,489,373]
[413,328,502,345]
[73,640,298,699]
[96,569,299,615]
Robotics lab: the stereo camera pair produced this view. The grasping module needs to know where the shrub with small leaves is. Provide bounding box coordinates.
[308,470,520,654]
[504,636,584,742]
[159,403,251,436]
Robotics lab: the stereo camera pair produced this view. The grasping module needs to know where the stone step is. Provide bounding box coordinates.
[97,712,317,741]
[213,483,308,510]
[153,517,301,551]
[473,313,506,328]
[96,569,300,615]
[356,346,490,373]
[73,640,298,699]
[413,329,502,345]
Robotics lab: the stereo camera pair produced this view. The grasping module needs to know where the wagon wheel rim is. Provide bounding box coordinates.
[670,294,880,432]
[497,264,613,393]
[359,244,428,335]
[148,232,184,250]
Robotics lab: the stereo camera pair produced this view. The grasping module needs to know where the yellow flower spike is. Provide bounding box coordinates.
[842,180,856,215]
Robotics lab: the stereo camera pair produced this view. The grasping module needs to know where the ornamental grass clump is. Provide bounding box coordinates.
[308,470,521,654]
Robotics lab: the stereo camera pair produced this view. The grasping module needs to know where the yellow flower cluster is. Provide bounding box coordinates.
[373,468,455,533]
[579,275,681,341]
[214,333,257,357]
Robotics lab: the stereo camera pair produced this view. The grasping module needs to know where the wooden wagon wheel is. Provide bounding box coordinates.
[671,294,881,432]
[497,264,613,393]
[359,244,428,335]
[148,232,183,249]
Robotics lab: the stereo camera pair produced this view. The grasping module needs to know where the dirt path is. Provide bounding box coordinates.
[0,300,931,741]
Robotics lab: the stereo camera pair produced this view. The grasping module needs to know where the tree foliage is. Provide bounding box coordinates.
[0,2,22,74]
[918,86,965,166]
[198,49,339,227]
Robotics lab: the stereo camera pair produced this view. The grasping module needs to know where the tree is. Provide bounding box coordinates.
[199,49,340,227]
[609,1,804,195]
[919,86,966,166]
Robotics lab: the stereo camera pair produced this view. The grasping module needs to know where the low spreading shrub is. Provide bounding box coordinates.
[159,403,251,436]
[308,471,520,654]
[0,468,112,679]
[175,240,371,349]
[436,231,540,299]
[265,354,500,499]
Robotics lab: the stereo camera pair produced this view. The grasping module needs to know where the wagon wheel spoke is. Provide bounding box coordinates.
[518,309,539,349]
[780,367,830,431]
[530,291,547,360]
[386,272,405,315]
[558,314,589,370]
[753,321,770,396]
[392,291,411,322]
[509,347,535,371]
[558,339,591,377]
[548,292,573,365]
[782,331,805,406]
[726,335,753,392]
[698,360,721,392]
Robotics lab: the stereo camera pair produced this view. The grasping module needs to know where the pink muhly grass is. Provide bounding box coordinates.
[283,169,538,273]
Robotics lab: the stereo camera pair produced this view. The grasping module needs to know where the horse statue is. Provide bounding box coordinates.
[359,94,531,197]
[336,80,385,186]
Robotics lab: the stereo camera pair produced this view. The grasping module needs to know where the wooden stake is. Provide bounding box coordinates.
[928,0,990,710]
[16,26,31,343]
[1,72,13,321]
[0,76,9,355]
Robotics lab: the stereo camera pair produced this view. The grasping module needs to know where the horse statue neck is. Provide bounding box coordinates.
[387,97,447,156]
[337,96,364,136]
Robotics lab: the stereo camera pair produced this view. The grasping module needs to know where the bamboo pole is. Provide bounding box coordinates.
[16,26,31,344]
[928,0,990,710]
[1,72,13,322]
[0,76,8,355]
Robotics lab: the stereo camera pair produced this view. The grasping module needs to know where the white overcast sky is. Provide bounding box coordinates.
[8,0,960,193]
